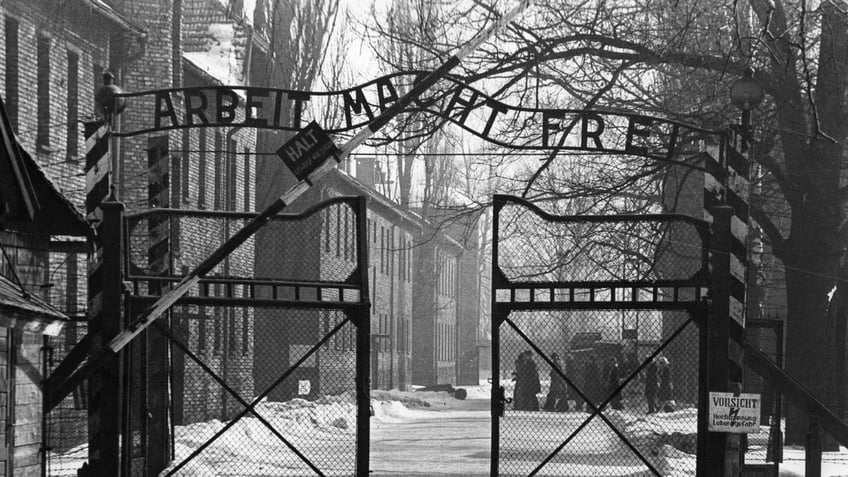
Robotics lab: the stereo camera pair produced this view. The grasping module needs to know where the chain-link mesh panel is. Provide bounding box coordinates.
[497,309,699,476]
[45,321,90,476]
[496,201,706,285]
[44,246,89,476]
[124,200,358,288]
[161,305,359,476]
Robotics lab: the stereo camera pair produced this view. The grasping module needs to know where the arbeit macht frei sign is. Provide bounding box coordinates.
[113,71,718,163]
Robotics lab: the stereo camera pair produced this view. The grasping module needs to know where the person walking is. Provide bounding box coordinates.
[543,353,569,412]
[607,356,623,410]
[644,357,659,414]
[513,351,540,411]
[582,354,600,412]
[522,351,541,411]
[657,356,674,412]
[512,352,527,411]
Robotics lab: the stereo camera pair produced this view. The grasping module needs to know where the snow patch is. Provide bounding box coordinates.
[183,23,245,86]
[371,399,431,423]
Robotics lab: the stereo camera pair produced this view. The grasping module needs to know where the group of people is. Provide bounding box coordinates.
[510,350,674,414]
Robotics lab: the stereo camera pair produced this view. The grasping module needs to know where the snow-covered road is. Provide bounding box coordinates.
[370,396,491,476]
[47,385,848,476]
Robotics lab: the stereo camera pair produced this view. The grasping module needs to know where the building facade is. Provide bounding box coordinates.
[0,0,483,473]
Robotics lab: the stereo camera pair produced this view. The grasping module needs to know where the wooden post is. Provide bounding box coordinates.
[806,414,822,477]
[146,136,171,475]
[705,205,736,477]
[355,196,371,477]
[696,300,711,476]
[490,196,503,477]
[88,193,124,475]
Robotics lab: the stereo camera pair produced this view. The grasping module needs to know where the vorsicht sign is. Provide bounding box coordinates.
[111,71,719,162]
[708,392,761,433]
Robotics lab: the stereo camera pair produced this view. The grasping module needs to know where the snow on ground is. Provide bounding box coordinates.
[45,384,848,476]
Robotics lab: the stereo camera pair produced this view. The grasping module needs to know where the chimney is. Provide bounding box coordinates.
[355,155,378,189]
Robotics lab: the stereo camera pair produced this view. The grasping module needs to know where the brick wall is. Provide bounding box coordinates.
[319,179,417,391]
[0,2,114,209]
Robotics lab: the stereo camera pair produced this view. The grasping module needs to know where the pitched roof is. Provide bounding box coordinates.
[0,274,67,336]
[0,96,89,236]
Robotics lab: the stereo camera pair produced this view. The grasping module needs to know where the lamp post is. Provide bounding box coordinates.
[95,71,127,199]
[730,67,764,135]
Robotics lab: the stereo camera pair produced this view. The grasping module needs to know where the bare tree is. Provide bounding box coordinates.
[454,0,848,442]
[360,0,848,442]
[252,0,341,208]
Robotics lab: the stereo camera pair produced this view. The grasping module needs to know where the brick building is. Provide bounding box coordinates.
[318,171,419,392]
[267,167,479,392]
[0,0,483,472]
[0,1,140,474]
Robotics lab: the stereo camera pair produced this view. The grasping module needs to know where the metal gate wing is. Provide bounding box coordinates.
[490,195,710,477]
[123,196,370,476]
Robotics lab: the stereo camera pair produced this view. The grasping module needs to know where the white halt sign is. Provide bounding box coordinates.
[708,392,761,433]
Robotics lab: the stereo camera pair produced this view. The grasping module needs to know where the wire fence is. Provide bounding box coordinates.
[44,197,368,476]
[492,195,707,476]
[497,309,700,476]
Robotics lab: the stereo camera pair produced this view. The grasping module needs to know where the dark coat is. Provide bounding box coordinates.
[658,365,673,402]
[514,353,541,411]
[583,359,601,403]
[644,361,658,398]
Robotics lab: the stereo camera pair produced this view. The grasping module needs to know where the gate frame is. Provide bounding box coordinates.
[114,195,371,476]
[489,194,712,476]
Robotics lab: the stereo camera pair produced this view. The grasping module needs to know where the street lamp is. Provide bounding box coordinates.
[94,71,127,200]
[730,67,764,132]
[95,72,127,123]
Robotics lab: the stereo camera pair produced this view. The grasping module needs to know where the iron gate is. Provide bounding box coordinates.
[490,195,710,476]
[121,196,370,476]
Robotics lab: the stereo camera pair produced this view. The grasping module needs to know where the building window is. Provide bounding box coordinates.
[242,286,250,356]
[214,132,223,210]
[36,35,51,149]
[398,318,405,353]
[438,323,443,360]
[330,311,340,350]
[198,307,207,353]
[365,219,371,247]
[227,309,236,357]
[243,147,251,211]
[213,284,222,355]
[335,206,341,258]
[181,128,190,201]
[347,210,355,261]
[380,227,386,273]
[198,128,207,207]
[92,64,103,116]
[227,139,237,211]
[342,209,348,261]
[399,237,405,281]
[324,209,332,253]
[408,241,413,282]
[4,17,18,131]
[66,50,79,161]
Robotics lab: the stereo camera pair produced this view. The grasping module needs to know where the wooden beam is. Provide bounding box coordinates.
[744,343,848,447]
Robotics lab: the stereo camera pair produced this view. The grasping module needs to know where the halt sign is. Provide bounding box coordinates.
[708,392,761,433]
[276,121,338,180]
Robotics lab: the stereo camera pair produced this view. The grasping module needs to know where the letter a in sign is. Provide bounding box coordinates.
[276,121,339,181]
